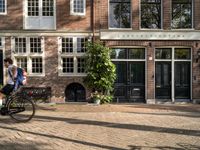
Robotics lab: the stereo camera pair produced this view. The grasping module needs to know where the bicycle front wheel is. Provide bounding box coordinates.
[7,97,35,122]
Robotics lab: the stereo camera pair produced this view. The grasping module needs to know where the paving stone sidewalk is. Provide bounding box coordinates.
[0,103,200,150]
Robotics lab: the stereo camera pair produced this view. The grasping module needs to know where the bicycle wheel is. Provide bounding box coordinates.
[7,96,35,122]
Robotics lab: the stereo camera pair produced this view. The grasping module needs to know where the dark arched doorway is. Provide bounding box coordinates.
[65,83,86,102]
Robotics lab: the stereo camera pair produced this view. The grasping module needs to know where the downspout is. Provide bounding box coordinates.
[91,0,95,42]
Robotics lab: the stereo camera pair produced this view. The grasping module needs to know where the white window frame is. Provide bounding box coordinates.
[0,0,7,15]
[58,36,87,76]
[70,0,86,16]
[24,0,56,29]
[11,37,45,77]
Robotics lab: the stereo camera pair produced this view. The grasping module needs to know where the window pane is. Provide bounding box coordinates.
[141,0,161,29]
[109,0,131,28]
[172,0,192,29]
[30,37,42,53]
[16,57,28,72]
[77,57,85,73]
[28,0,39,16]
[62,57,74,73]
[73,0,84,13]
[62,38,73,53]
[174,48,191,59]
[32,57,43,73]
[42,0,54,16]
[155,48,172,59]
[111,48,126,59]
[77,38,87,53]
[0,0,5,13]
[129,48,145,59]
[15,38,27,53]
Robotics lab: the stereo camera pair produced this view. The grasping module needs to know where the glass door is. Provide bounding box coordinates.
[129,62,145,101]
[155,62,171,99]
[112,48,146,102]
[113,61,145,102]
[175,62,190,99]
[114,62,127,100]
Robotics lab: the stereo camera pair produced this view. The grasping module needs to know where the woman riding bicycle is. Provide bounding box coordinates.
[0,58,17,106]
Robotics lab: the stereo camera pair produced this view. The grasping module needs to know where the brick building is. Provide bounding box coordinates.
[0,0,200,104]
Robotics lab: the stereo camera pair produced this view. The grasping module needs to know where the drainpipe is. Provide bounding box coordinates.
[91,0,95,42]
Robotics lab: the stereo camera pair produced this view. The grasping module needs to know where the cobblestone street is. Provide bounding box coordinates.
[0,104,200,150]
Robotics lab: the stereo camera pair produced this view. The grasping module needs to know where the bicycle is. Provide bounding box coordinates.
[0,87,35,122]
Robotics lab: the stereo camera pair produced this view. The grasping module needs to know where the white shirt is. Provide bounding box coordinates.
[7,65,16,85]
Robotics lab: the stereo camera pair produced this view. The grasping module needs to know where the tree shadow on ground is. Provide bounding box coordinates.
[129,143,200,150]
[126,111,200,118]
[0,142,48,150]
[0,125,126,150]
[123,104,200,113]
[32,115,200,137]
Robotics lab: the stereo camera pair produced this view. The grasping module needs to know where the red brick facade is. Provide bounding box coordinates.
[0,0,200,103]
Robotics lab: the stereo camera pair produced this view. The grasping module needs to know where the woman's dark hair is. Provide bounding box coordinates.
[4,58,13,64]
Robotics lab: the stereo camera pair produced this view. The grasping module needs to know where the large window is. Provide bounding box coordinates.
[59,37,88,76]
[25,0,55,29]
[109,0,131,28]
[141,0,162,29]
[70,0,86,16]
[28,0,54,17]
[171,0,193,29]
[12,37,44,76]
[0,0,6,14]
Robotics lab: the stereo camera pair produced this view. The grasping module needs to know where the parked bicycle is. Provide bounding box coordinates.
[0,88,35,122]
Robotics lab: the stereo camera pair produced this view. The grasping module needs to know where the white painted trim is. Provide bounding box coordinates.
[190,48,193,101]
[100,30,200,40]
[0,0,7,15]
[139,0,163,30]
[145,47,147,102]
[0,32,93,37]
[54,0,57,29]
[23,0,26,29]
[171,48,175,102]
[70,0,86,16]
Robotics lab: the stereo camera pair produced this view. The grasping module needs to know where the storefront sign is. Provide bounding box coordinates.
[100,31,200,40]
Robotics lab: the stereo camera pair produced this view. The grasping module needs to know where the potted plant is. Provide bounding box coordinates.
[84,41,116,104]
[91,91,102,105]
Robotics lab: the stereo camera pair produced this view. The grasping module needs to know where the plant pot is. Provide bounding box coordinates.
[94,99,101,105]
